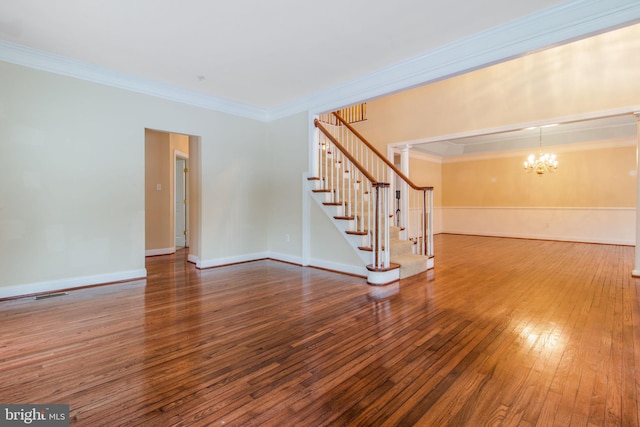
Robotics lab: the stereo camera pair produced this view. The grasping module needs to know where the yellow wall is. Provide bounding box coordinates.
[145,129,171,250]
[441,140,636,208]
[347,24,640,243]
[171,133,189,154]
[409,156,442,207]
[353,23,640,148]
[350,23,640,209]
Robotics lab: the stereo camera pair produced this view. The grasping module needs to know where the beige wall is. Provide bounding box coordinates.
[266,112,368,274]
[0,60,270,296]
[266,112,307,258]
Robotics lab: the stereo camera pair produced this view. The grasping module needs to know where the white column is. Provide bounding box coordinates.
[400,145,411,240]
[633,112,640,277]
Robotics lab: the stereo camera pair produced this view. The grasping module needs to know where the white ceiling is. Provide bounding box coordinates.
[1,1,639,119]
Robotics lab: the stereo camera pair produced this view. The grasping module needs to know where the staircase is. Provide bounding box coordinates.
[309,111,434,285]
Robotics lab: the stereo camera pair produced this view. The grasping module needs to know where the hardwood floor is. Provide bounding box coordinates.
[1,235,639,426]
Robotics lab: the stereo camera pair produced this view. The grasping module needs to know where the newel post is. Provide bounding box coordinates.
[633,112,640,277]
[373,183,381,268]
[422,188,428,256]
[372,182,391,270]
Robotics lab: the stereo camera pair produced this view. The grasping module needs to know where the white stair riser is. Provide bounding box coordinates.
[310,180,431,282]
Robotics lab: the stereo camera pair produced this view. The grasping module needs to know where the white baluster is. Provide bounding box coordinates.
[324,139,330,191]
[334,151,340,204]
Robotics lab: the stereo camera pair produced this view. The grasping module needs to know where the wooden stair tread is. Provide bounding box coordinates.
[366,263,400,272]
[309,179,432,281]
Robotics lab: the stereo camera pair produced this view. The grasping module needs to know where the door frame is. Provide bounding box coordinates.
[174,150,189,248]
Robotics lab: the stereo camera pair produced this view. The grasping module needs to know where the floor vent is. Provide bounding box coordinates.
[34,292,68,300]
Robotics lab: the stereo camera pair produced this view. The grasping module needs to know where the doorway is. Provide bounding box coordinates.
[144,130,199,260]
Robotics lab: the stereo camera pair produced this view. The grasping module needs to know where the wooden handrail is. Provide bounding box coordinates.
[314,119,380,185]
[331,112,433,192]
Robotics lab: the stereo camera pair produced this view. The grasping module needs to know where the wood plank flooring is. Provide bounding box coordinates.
[0,234,639,426]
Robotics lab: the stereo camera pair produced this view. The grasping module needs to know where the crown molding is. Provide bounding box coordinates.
[0,40,269,122]
[391,104,640,159]
[402,136,635,165]
[441,137,635,164]
[271,0,640,120]
[1,0,639,123]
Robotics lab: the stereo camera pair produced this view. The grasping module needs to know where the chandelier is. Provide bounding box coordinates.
[524,127,558,174]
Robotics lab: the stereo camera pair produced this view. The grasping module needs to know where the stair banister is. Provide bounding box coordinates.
[331,112,434,257]
[315,119,391,271]
[314,119,377,184]
[331,113,432,193]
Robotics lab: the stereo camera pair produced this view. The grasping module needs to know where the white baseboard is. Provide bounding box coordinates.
[269,252,370,278]
[187,254,199,264]
[267,252,304,266]
[308,258,368,278]
[145,247,176,257]
[442,230,633,246]
[0,268,147,299]
[194,251,367,279]
[196,252,270,269]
